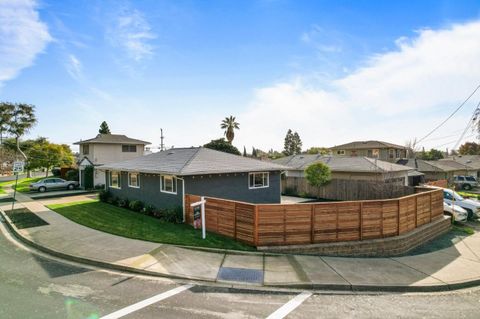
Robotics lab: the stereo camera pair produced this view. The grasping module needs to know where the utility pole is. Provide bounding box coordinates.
[160,128,165,151]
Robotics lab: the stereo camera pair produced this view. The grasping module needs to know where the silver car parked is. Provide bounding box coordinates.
[29,178,79,192]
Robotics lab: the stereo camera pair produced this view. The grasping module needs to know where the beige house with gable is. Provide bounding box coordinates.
[330,140,407,163]
[74,134,150,188]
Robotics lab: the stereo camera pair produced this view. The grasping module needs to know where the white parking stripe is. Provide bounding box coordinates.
[100,284,193,319]
[266,291,312,319]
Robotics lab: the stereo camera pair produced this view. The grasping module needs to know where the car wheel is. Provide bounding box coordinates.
[465,208,474,220]
[67,184,74,190]
[39,186,46,193]
[463,184,472,190]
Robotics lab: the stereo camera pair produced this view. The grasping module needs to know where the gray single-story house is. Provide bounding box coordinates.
[99,147,288,218]
[397,158,477,182]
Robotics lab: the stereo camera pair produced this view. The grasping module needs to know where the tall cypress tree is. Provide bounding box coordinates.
[99,121,111,134]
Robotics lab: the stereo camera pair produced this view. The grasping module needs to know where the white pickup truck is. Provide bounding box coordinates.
[443,202,468,222]
[442,188,480,220]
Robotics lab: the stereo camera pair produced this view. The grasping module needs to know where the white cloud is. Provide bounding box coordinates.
[235,20,480,152]
[108,8,156,62]
[65,54,83,81]
[0,0,52,86]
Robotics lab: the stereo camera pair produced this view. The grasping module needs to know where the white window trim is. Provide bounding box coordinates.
[160,175,177,194]
[128,172,140,188]
[248,172,270,189]
[110,171,121,189]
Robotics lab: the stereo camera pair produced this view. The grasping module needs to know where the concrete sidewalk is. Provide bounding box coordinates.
[2,189,480,292]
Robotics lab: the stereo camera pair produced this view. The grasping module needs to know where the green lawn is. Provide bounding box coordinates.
[0,176,44,194]
[13,177,44,193]
[47,200,255,251]
[457,191,480,200]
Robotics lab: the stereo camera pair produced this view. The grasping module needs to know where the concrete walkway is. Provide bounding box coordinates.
[2,189,480,292]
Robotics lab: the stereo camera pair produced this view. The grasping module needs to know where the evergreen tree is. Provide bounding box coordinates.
[99,121,111,134]
[252,147,258,158]
[283,129,302,156]
[243,146,247,156]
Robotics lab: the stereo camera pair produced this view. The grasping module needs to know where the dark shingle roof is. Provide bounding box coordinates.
[330,140,406,150]
[445,155,480,170]
[274,155,411,173]
[99,147,288,175]
[397,158,474,172]
[74,134,150,145]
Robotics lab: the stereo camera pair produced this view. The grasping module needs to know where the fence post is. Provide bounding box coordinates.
[397,199,400,236]
[310,204,314,244]
[359,202,363,240]
[335,204,339,241]
[233,202,237,240]
[381,202,384,238]
[429,192,433,222]
[414,194,418,228]
[254,205,259,246]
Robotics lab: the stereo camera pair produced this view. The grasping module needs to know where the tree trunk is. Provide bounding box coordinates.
[46,168,49,178]
[27,169,31,178]
[15,136,27,161]
[0,132,3,176]
[226,129,234,144]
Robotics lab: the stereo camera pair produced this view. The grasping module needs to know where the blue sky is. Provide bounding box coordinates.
[1,0,480,153]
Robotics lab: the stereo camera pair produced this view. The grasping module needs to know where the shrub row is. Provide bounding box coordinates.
[98,190,183,223]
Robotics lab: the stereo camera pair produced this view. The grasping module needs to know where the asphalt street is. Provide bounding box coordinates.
[2,219,480,319]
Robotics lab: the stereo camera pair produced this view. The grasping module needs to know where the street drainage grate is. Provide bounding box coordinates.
[217,267,264,283]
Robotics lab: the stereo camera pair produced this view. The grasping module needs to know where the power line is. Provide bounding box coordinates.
[452,100,480,150]
[416,84,480,144]
[420,128,466,142]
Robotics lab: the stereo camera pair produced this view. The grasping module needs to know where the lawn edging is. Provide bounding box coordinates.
[3,206,480,292]
[46,200,256,252]
[0,207,217,282]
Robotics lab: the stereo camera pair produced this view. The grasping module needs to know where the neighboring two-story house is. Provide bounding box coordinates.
[330,140,407,163]
[74,134,150,188]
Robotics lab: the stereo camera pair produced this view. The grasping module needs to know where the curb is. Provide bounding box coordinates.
[1,208,480,293]
[0,208,214,284]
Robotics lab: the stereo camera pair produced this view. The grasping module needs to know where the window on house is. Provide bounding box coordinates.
[337,150,345,155]
[122,145,137,152]
[128,173,139,188]
[110,171,120,188]
[389,149,394,159]
[396,149,402,158]
[83,144,89,155]
[160,175,177,194]
[249,172,269,189]
[367,150,373,157]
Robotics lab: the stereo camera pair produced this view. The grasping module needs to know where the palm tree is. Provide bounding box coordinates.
[220,116,240,144]
[8,103,37,161]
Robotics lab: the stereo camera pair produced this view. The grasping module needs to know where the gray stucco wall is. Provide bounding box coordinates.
[184,171,281,204]
[105,170,281,209]
[106,171,182,209]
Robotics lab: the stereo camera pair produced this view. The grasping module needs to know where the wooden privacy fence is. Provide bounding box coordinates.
[282,177,414,201]
[185,188,444,247]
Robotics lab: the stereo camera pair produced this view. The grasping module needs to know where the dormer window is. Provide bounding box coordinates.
[83,144,89,155]
[122,145,137,152]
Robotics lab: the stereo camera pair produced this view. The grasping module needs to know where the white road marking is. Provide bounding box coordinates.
[100,284,194,319]
[265,291,312,319]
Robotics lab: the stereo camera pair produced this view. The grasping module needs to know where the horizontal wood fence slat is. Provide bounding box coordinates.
[282,177,414,201]
[185,188,444,247]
